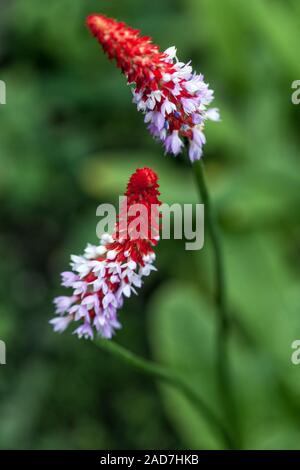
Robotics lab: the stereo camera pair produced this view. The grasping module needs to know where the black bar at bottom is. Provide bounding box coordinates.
[1,450,300,465]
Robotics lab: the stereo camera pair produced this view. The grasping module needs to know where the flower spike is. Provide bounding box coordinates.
[51,168,161,340]
[87,14,220,162]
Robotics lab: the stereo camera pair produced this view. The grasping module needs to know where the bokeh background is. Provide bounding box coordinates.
[0,0,300,450]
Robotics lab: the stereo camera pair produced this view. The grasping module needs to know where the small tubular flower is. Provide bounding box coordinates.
[51,168,161,340]
[87,14,220,162]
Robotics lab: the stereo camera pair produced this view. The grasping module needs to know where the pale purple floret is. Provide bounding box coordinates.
[54,296,76,315]
[189,142,203,162]
[164,131,184,156]
[61,271,78,287]
[50,315,73,333]
[74,322,94,340]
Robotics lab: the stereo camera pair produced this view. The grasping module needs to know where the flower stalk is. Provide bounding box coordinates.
[193,160,239,446]
[96,338,235,449]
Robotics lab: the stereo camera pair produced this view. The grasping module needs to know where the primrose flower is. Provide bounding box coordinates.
[50,168,161,340]
[87,14,220,162]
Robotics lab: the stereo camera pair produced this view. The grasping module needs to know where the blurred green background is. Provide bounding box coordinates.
[0,0,300,450]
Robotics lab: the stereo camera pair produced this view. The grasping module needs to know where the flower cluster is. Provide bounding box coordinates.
[51,168,161,340]
[87,14,220,162]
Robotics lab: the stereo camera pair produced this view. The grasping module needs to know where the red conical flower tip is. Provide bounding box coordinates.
[86,14,164,86]
[126,167,159,196]
[117,167,161,256]
[86,14,109,33]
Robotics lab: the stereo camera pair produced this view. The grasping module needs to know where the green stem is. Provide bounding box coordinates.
[193,160,238,446]
[95,338,234,448]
